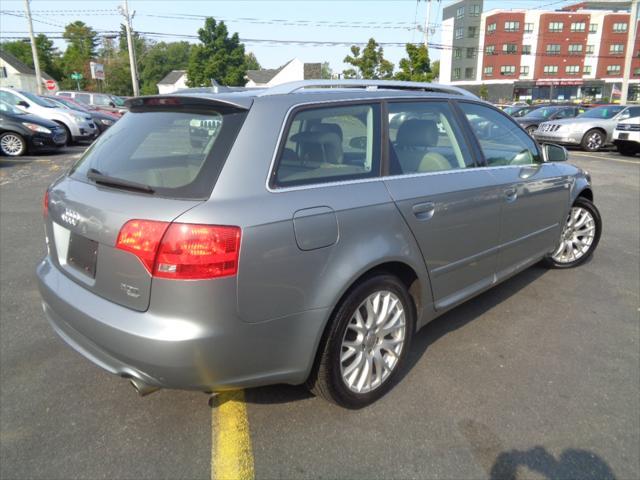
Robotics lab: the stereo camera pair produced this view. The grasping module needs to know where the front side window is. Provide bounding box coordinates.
[459,102,541,166]
[387,101,473,174]
[273,103,380,187]
[92,94,112,106]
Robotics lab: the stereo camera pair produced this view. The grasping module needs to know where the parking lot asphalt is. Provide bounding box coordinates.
[1,147,638,480]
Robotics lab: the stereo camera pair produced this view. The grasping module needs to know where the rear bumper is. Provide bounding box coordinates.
[36,256,327,391]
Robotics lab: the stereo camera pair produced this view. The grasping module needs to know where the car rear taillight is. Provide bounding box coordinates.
[43,190,49,217]
[116,220,241,280]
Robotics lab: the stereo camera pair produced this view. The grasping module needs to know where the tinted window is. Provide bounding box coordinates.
[17,90,57,107]
[75,93,90,104]
[459,102,541,166]
[388,101,473,174]
[273,103,380,187]
[0,91,22,107]
[578,106,624,119]
[70,107,247,199]
[93,94,112,106]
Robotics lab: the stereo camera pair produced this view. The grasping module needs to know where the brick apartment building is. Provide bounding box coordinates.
[440,0,640,102]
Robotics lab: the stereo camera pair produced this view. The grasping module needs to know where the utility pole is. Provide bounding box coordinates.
[119,0,140,96]
[423,0,432,50]
[23,0,43,94]
[621,0,638,104]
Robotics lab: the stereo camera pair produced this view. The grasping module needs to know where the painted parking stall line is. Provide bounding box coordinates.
[211,390,254,480]
[570,152,640,165]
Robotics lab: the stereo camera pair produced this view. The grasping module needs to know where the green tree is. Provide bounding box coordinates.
[430,60,440,80]
[187,18,248,86]
[479,84,489,100]
[139,41,192,94]
[320,61,332,79]
[1,35,62,80]
[60,21,99,90]
[395,43,431,82]
[343,38,393,79]
[245,52,260,71]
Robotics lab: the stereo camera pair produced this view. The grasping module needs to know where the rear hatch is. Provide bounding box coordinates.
[44,95,248,311]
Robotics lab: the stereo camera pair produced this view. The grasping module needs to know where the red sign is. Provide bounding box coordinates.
[535,80,583,87]
[44,79,57,91]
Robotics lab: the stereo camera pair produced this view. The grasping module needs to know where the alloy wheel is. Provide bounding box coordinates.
[339,290,406,394]
[551,207,597,264]
[0,134,24,156]
[586,132,603,151]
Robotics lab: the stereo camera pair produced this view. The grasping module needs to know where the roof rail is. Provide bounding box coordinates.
[258,79,478,98]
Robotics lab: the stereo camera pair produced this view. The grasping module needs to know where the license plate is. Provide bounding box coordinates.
[619,133,629,140]
[67,233,98,278]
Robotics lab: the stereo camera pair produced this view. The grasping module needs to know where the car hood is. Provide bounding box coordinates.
[543,117,610,126]
[1,111,59,128]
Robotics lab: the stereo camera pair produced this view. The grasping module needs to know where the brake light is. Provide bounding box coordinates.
[116,220,241,280]
[43,190,49,217]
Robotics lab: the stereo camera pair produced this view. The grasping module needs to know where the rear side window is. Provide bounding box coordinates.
[458,102,541,166]
[388,101,473,174]
[70,107,246,199]
[273,103,381,187]
[75,93,90,104]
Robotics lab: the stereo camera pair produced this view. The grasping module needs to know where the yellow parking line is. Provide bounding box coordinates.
[211,390,255,480]
[570,152,640,165]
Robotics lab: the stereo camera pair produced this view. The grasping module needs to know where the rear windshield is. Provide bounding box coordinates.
[70,107,246,199]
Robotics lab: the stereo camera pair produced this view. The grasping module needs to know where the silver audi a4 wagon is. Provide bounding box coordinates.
[37,80,602,408]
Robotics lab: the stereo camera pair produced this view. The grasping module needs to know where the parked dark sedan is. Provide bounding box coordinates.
[517,105,588,135]
[0,100,66,156]
[503,105,543,118]
[43,95,119,134]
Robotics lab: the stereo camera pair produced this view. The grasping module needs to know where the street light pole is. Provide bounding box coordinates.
[423,0,432,50]
[621,0,639,104]
[23,0,43,94]
[119,0,140,96]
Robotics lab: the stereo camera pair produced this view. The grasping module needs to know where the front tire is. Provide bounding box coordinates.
[581,129,605,152]
[0,132,26,156]
[55,122,72,146]
[306,274,415,409]
[543,197,602,268]
[617,143,638,156]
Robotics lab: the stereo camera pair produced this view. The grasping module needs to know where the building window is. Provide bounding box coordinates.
[504,21,520,32]
[453,68,461,80]
[465,67,474,79]
[589,23,597,33]
[566,65,580,75]
[500,65,516,75]
[610,44,624,54]
[485,45,495,55]
[607,64,621,74]
[549,22,563,32]
[524,23,534,33]
[586,44,595,54]
[503,44,517,54]
[570,22,586,32]
[543,65,558,74]
[522,45,531,55]
[467,47,476,58]
[468,26,477,38]
[520,65,530,75]
[584,65,592,75]
[487,22,497,34]
[613,22,628,33]
[456,6,465,18]
[568,44,583,54]
[484,66,493,76]
[455,27,464,39]
[454,48,462,59]
[470,4,481,16]
[546,44,561,55]
[634,67,640,76]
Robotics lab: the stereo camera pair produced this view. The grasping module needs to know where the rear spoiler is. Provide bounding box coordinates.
[126,93,253,111]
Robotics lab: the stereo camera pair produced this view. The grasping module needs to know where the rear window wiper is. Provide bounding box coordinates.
[87,168,155,194]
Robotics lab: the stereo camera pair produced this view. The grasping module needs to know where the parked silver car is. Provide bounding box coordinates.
[37,80,602,408]
[533,104,640,152]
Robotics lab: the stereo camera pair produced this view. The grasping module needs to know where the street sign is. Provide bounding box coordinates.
[90,62,105,80]
[44,79,57,91]
[70,72,83,80]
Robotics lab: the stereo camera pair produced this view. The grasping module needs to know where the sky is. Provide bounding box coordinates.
[0,0,576,73]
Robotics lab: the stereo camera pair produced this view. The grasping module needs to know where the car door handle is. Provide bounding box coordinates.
[412,202,435,220]
[504,187,518,203]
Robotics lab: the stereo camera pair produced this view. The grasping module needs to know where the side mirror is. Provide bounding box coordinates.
[109,102,116,108]
[17,100,30,108]
[542,143,568,162]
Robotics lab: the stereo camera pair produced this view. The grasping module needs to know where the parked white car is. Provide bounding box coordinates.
[613,116,640,156]
[0,88,98,144]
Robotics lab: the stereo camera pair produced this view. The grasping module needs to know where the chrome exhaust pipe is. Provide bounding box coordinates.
[129,378,160,397]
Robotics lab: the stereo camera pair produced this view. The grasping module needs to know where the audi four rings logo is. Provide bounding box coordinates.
[61,208,81,227]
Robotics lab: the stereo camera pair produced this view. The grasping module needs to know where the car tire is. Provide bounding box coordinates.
[581,129,605,152]
[526,125,538,135]
[306,274,415,409]
[0,132,27,157]
[55,122,72,146]
[617,143,638,156]
[543,197,602,269]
